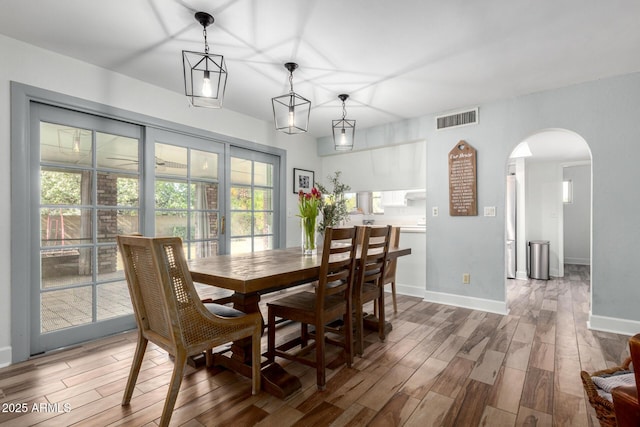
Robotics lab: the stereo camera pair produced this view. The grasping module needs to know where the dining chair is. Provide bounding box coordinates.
[117,235,262,427]
[266,226,358,390]
[612,333,640,427]
[376,226,400,315]
[353,225,392,356]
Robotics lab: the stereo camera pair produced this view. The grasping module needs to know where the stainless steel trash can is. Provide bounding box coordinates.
[528,240,550,280]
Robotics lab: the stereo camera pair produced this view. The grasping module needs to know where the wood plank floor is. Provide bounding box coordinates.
[0,264,631,426]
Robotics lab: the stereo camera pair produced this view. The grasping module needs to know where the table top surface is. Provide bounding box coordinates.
[188,246,411,295]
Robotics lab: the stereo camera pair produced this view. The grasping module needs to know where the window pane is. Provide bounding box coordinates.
[253,212,273,235]
[191,150,218,179]
[96,132,139,172]
[254,162,273,187]
[231,186,252,210]
[155,179,189,209]
[563,180,573,203]
[188,241,219,259]
[230,237,251,254]
[97,209,138,243]
[97,281,133,321]
[41,247,93,289]
[156,211,188,238]
[155,143,188,177]
[41,208,92,247]
[254,188,273,210]
[96,173,139,207]
[40,122,92,166]
[97,244,123,282]
[41,169,92,206]
[192,182,219,210]
[231,157,252,184]
[231,212,252,236]
[253,236,273,252]
[41,287,93,333]
[191,211,218,239]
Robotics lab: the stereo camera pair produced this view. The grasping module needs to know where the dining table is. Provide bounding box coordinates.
[188,244,412,398]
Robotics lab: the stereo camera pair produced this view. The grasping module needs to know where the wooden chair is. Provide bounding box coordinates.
[353,225,392,356]
[266,227,358,390]
[376,226,400,315]
[117,235,262,427]
[612,333,640,427]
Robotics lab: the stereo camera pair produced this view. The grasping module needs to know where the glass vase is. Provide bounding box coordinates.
[301,216,317,256]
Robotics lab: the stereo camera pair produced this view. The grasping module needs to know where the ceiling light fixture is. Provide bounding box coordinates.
[182,12,227,108]
[272,62,311,134]
[332,94,356,151]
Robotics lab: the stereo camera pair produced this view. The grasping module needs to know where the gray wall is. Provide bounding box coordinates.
[564,164,591,265]
[319,71,640,332]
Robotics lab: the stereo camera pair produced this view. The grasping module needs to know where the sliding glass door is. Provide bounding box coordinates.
[32,103,141,354]
[24,102,283,357]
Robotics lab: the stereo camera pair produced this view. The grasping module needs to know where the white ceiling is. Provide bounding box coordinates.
[2,0,640,141]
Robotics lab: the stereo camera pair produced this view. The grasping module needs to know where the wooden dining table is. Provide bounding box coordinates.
[188,245,412,398]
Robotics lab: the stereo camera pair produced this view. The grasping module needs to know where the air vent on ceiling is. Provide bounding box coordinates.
[436,108,478,130]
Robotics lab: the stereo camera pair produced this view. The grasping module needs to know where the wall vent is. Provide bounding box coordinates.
[436,108,478,130]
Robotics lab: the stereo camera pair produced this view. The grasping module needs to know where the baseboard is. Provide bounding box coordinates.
[565,257,590,265]
[423,291,509,315]
[394,284,427,299]
[588,314,640,337]
[0,346,11,368]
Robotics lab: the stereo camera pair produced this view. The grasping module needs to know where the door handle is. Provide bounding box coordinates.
[220,215,226,235]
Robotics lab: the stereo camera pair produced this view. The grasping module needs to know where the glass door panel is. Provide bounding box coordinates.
[151,131,224,258]
[229,150,279,253]
[33,103,140,353]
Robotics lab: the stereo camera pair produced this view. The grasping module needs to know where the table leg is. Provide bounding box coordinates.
[212,291,302,398]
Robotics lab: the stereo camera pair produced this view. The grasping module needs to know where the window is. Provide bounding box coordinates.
[563,180,573,203]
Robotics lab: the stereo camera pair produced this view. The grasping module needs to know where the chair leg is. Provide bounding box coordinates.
[391,281,398,314]
[251,324,262,395]
[267,308,276,363]
[159,349,187,427]
[344,305,353,367]
[122,333,148,406]
[315,322,326,390]
[354,298,364,356]
[378,290,386,342]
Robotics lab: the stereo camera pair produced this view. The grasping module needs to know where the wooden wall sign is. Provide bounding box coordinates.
[449,140,477,216]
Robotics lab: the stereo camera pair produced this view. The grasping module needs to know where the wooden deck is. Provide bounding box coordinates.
[0,264,629,426]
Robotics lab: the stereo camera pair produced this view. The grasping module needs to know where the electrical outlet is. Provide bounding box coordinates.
[432,207,439,216]
[463,273,471,284]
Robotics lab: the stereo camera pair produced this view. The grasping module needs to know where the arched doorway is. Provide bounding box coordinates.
[505,129,592,309]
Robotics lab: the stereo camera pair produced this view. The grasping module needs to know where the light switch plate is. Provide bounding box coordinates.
[484,206,496,217]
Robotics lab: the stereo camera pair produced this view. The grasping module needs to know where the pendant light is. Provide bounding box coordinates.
[182,12,227,108]
[332,94,356,151]
[272,62,311,134]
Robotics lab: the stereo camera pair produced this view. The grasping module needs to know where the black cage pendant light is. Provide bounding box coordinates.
[272,62,311,134]
[182,12,227,108]
[332,94,356,151]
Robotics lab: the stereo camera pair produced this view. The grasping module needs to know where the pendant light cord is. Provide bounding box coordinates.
[203,27,209,54]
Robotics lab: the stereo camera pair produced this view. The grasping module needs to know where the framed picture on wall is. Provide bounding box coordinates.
[293,168,314,194]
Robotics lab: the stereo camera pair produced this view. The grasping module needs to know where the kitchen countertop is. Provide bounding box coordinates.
[398,225,426,233]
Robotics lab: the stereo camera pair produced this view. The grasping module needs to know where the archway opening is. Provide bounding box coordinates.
[505,129,592,310]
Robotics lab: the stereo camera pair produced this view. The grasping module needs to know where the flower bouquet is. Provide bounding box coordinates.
[298,187,322,255]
